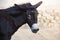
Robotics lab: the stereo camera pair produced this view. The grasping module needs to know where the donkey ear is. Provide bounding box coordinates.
[14,4,26,10]
[32,1,43,8]
[14,4,23,9]
[14,4,19,6]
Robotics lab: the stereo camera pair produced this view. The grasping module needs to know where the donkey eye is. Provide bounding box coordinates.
[28,15,31,19]
[31,11,34,12]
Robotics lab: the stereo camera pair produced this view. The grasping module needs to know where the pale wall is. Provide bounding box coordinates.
[0,0,60,11]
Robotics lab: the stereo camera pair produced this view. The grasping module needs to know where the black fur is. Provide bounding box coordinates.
[0,1,42,40]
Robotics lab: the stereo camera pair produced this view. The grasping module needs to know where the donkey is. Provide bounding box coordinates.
[0,1,42,40]
[0,11,17,40]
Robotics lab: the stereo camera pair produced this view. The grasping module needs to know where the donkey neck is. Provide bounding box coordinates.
[0,6,26,28]
[6,6,26,27]
[13,15,26,28]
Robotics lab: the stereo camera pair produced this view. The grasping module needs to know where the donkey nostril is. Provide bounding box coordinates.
[37,28,39,31]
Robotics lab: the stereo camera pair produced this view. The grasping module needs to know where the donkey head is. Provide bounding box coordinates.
[14,1,42,33]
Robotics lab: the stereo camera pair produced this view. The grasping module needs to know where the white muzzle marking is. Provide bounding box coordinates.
[31,23,39,30]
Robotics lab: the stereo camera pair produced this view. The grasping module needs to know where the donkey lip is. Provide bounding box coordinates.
[32,29,39,33]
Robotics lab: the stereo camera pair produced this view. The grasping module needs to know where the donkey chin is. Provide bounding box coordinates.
[31,23,39,33]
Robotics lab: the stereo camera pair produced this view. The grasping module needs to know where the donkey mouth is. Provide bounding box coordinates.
[32,28,39,33]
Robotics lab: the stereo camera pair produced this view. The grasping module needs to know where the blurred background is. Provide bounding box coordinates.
[0,0,60,40]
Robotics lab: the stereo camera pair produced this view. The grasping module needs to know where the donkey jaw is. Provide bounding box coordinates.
[31,23,39,33]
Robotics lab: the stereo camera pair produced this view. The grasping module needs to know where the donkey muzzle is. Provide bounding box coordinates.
[31,23,39,33]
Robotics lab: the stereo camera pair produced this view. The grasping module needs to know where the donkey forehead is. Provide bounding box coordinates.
[27,9,38,13]
[26,9,38,16]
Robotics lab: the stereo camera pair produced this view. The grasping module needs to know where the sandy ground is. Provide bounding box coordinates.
[11,27,60,40]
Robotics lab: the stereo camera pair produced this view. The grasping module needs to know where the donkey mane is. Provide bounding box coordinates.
[6,3,32,11]
[0,3,32,17]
